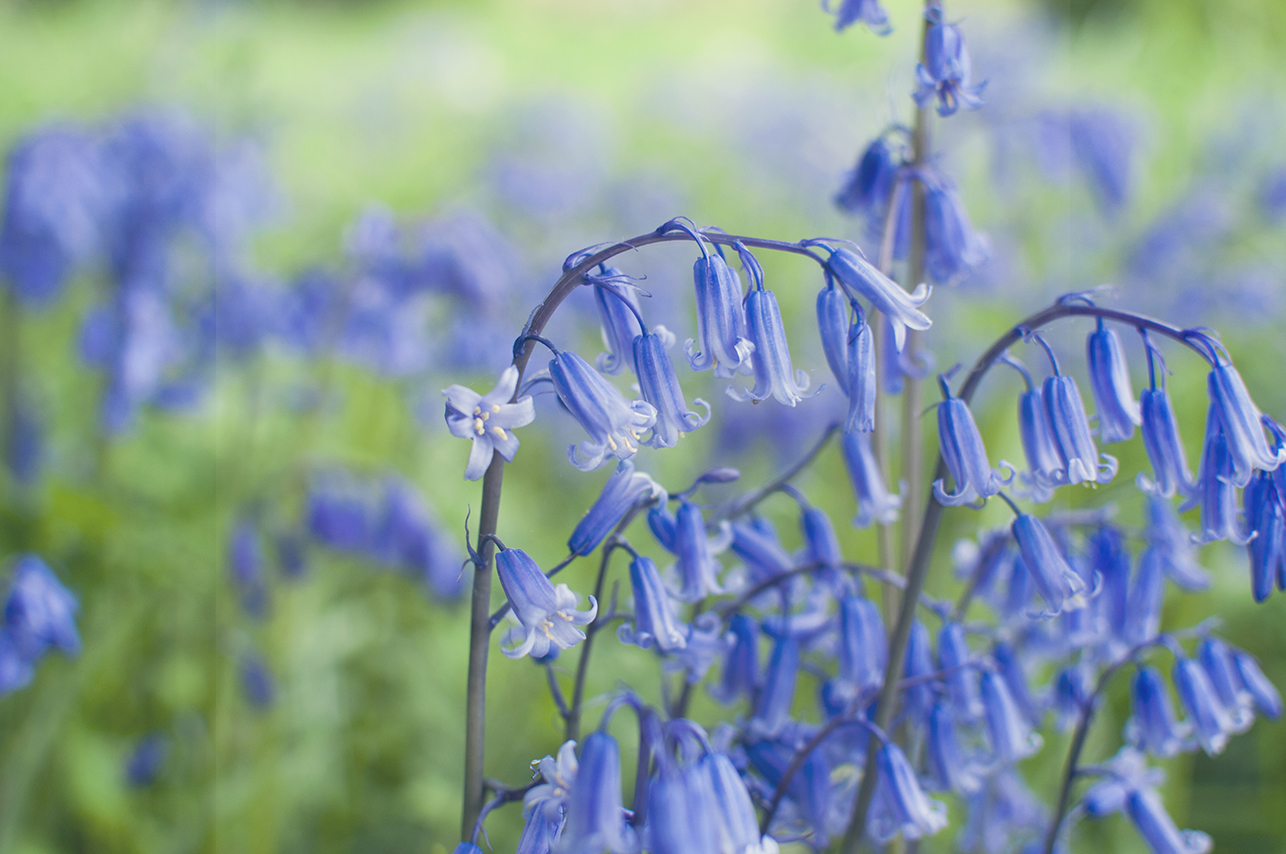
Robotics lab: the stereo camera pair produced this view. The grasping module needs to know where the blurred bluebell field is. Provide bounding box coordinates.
[0,0,1284,853]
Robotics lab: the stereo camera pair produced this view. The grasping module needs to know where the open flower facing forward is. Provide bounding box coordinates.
[443,365,535,480]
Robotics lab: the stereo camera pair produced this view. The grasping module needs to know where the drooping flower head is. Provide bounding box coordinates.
[913,6,986,117]
[1030,330,1117,485]
[870,739,949,842]
[1000,351,1061,503]
[634,326,712,448]
[568,461,664,557]
[443,365,536,480]
[1086,318,1141,443]
[495,547,597,660]
[1126,666,1191,758]
[812,242,931,352]
[544,345,658,472]
[1183,409,1252,545]
[728,245,811,407]
[921,168,988,284]
[933,374,1014,507]
[618,554,688,653]
[1137,333,1195,497]
[1203,358,1286,488]
[4,555,80,660]
[981,670,1043,764]
[588,267,644,376]
[1008,507,1088,618]
[841,429,902,526]
[650,499,729,603]
[553,731,637,854]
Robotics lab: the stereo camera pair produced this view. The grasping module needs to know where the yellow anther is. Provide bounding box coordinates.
[474,418,486,435]
[558,611,573,621]
[473,406,482,415]
[622,435,636,453]
[481,410,490,421]
[491,404,501,412]
[607,435,618,451]
[491,426,507,440]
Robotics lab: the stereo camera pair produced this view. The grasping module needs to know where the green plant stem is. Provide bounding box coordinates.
[566,540,625,742]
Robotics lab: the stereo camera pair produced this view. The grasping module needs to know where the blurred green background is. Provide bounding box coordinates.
[0,0,1284,852]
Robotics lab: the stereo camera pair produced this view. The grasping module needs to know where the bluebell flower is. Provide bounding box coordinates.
[729,286,811,407]
[306,473,375,553]
[495,548,597,660]
[1010,513,1087,618]
[843,300,877,433]
[937,622,983,722]
[1044,372,1118,485]
[569,461,663,557]
[1144,496,1209,590]
[1205,362,1286,487]
[525,739,579,823]
[730,520,795,585]
[634,328,711,448]
[912,7,985,117]
[646,758,716,854]
[1183,411,1252,545]
[1197,638,1253,732]
[1088,527,1130,641]
[753,635,800,737]
[799,504,843,572]
[1086,319,1140,443]
[835,136,902,223]
[1231,650,1283,719]
[992,642,1041,725]
[555,731,637,854]
[372,478,464,599]
[1126,788,1212,854]
[240,652,275,709]
[697,750,777,854]
[1003,552,1035,620]
[922,170,989,284]
[1127,666,1190,757]
[817,283,850,392]
[903,620,937,727]
[5,555,80,659]
[547,349,658,471]
[619,555,687,653]
[589,269,643,375]
[982,670,1043,764]
[1007,359,1062,502]
[870,741,948,842]
[443,365,536,480]
[652,499,729,602]
[925,701,983,794]
[1138,380,1195,497]
[815,244,931,352]
[665,613,733,685]
[747,739,831,845]
[712,614,760,704]
[452,844,484,854]
[125,733,168,787]
[516,806,562,854]
[1245,471,1285,601]
[1172,656,1237,755]
[1080,747,1163,818]
[228,519,268,618]
[840,429,902,526]
[1125,546,1165,645]
[959,770,1046,854]
[824,0,891,34]
[836,595,886,701]
[683,245,754,380]
[934,376,1013,507]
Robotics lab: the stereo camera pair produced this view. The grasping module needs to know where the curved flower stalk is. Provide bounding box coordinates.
[912,5,986,117]
[633,327,712,448]
[495,547,597,660]
[443,365,536,480]
[1086,318,1141,443]
[933,375,1014,507]
[811,242,931,352]
[543,344,658,472]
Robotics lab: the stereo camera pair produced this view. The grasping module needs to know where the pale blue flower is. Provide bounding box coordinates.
[443,365,536,480]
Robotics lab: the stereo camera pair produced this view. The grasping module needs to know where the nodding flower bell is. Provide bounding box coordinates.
[922,170,988,284]
[1172,656,1237,756]
[1139,393,1195,502]
[553,731,637,854]
[814,243,931,352]
[650,499,729,602]
[568,461,664,557]
[846,301,877,433]
[825,0,892,35]
[1127,666,1191,757]
[633,327,711,449]
[1009,509,1087,618]
[730,278,811,406]
[712,613,760,705]
[589,268,643,376]
[495,547,597,660]
[1126,547,1165,645]
[933,375,1014,507]
[1126,788,1213,854]
[1144,495,1210,591]
[992,642,1041,725]
[937,622,983,722]
[618,554,687,653]
[925,701,983,795]
[817,284,851,391]
[1044,372,1118,486]
[841,429,902,526]
[1184,410,1252,545]
[1086,318,1141,444]
[1245,471,1285,601]
[838,594,886,699]
[525,739,579,823]
[903,621,937,727]
[870,740,949,843]
[1197,638,1254,732]
[912,6,986,117]
[729,519,794,584]
[1205,361,1286,488]
[999,353,1061,503]
[672,227,753,379]
[835,135,902,222]
[698,750,777,854]
[1232,650,1283,720]
[753,635,800,738]
[981,670,1043,764]
[547,348,658,472]
[443,365,537,480]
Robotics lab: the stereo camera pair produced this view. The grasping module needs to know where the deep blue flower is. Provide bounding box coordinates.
[835,136,902,223]
[1010,513,1087,618]
[569,461,663,557]
[925,701,983,794]
[444,365,537,480]
[1197,638,1254,732]
[937,622,983,722]
[684,247,754,380]
[799,504,843,571]
[634,328,711,448]
[547,349,658,472]
[934,376,1013,507]
[1245,471,1285,601]
[1127,666,1190,757]
[5,555,80,660]
[903,620,937,727]
[1008,360,1062,502]
[555,731,637,854]
[922,170,988,284]
[824,0,892,34]
[590,269,644,375]
[753,635,800,737]
[729,287,811,406]
[1172,656,1237,755]
[838,594,886,700]
[1088,527,1130,642]
[1125,546,1165,645]
[452,844,484,854]
[816,244,931,352]
[619,555,687,653]
[1205,363,1285,488]
[912,7,986,117]
[817,283,850,391]
[651,499,729,602]
[495,548,597,660]
[229,519,268,619]
[992,642,1041,725]
[730,519,795,585]
[125,732,168,787]
[1231,650,1283,719]
[712,614,760,705]
[1126,788,1212,854]
[1044,372,1118,486]
[840,429,902,526]
[982,669,1042,764]
[697,750,775,854]
[870,740,948,842]
[1184,411,1252,545]
[1086,319,1140,443]
[240,653,275,709]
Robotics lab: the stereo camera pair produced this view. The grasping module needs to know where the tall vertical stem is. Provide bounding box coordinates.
[461,457,505,838]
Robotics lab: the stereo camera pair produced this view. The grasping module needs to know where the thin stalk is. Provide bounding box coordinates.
[713,422,840,523]
[838,301,1217,853]
[874,170,907,619]
[566,541,625,742]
